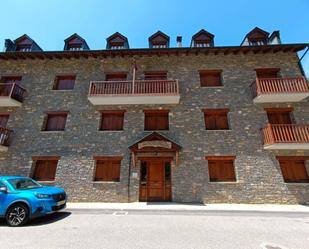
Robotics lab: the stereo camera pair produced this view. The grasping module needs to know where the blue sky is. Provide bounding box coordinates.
[1,0,308,74]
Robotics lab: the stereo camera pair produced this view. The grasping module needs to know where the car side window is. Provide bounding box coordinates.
[0,181,5,188]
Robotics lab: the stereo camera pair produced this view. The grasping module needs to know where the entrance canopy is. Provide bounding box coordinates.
[129,132,181,166]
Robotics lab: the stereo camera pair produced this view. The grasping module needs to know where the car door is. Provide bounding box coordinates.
[0,181,7,215]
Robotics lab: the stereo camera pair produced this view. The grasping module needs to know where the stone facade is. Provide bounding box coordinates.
[0,50,308,204]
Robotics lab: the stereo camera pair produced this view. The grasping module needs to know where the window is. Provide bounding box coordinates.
[44,112,68,131]
[144,71,167,80]
[206,156,236,182]
[0,114,9,128]
[265,108,293,124]
[94,157,122,181]
[277,157,309,183]
[32,157,59,181]
[195,41,211,47]
[200,70,222,87]
[203,109,229,130]
[255,68,280,78]
[105,73,127,81]
[1,76,22,84]
[110,42,124,50]
[16,44,31,52]
[100,111,124,131]
[67,43,83,51]
[144,110,169,130]
[54,75,76,90]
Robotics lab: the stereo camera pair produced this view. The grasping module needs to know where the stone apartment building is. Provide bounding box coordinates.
[0,27,308,203]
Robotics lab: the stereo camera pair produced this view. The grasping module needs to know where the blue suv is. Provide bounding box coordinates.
[0,176,66,226]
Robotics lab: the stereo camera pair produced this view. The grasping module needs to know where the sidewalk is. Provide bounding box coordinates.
[66,202,309,213]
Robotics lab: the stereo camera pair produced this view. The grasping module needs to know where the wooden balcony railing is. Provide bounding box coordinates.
[0,83,26,102]
[251,77,309,98]
[89,80,179,96]
[0,126,12,146]
[263,123,309,145]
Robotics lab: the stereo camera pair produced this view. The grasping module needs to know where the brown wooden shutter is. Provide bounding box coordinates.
[55,76,75,90]
[101,112,124,130]
[0,115,9,128]
[279,159,309,183]
[95,159,121,181]
[204,109,229,130]
[200,71,222,87]
[105,73,127,81]
[144,71,167,80]
[256,68,280,78]
[207,157,236,182]
[45,113,67,131]
[144,111,169,130]
[265,109,292,124]
[33,160,58,181]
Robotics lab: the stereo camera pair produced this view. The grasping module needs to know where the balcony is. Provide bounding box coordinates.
[263,124,309,150]
[0,83,26,107]
[88,80,180,105]
[0,127,12,152]
[251,77,309,103]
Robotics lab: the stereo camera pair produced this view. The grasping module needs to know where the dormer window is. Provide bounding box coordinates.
[191,29,214,48]
[240,27,280,46]
[106,32,129,50]
[4,34,42,52]
[64,34,89,51]
[149,31,170,49]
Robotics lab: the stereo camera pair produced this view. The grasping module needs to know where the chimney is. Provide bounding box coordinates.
[176,36,182,47]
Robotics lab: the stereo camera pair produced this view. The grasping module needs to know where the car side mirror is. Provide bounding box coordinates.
[0,186,7,193]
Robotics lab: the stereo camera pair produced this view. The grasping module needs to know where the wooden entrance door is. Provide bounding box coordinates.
[139,159,171,202]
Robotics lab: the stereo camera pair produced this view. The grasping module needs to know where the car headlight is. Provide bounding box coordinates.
[35,193,51,199]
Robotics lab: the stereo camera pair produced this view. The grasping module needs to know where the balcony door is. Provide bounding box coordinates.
[255,68,280,79]
[266,109,293,124]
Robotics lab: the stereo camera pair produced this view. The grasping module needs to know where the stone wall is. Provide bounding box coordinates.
[0,51,308,203]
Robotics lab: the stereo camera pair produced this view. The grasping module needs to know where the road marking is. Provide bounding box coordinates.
[112,211,128,216]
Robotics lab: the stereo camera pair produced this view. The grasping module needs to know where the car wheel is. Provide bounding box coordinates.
[5,203,29,227]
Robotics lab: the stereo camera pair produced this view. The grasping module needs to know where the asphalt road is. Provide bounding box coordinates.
[0,209,308,249]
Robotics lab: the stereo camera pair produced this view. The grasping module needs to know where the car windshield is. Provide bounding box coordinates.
[7,178,42,190]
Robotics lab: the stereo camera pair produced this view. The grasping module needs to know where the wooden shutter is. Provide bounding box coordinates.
[95,159,121,181]
[33,160,58,181]
[144,71,167,80]
[55,76,75,90]
[279,160,309,183]
[204,109,229,130]
[207,157,236,182]
[266,109,292,124]
[256,68,280,78]
[144,111,169,130]
[45,113,67,131]
[105,73,127,81]
[101,112,124,130]
[0,115,9,128]
[200,71,222,87]
[1,76,22,84]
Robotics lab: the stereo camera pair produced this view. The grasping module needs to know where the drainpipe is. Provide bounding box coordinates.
[298,46,309,78]
[132,58,137,94]
[127,152,132,202]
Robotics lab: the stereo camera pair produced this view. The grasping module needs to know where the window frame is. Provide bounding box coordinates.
[203,109,230,130]
[206,156,237,182]
[199,70,223,87]
[144,71,168,80]
[93,156,122,182]
[144,110,169,131]
[100,110,125,131]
